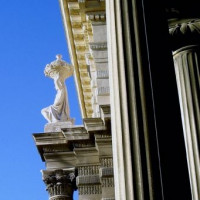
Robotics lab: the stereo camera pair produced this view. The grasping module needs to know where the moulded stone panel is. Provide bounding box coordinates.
[44,152,77,169]
[74,148,100,164]
[91,50,108,60]
[92,24,107,43]
[96,70,109,79]
[96,144,112,156]
[96,95,110,105]
[100,167,114,177]
[95,62,108,69]
[96,79,109,86]
[77,175,101,185]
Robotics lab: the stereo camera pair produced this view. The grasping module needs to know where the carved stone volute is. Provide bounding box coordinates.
[42,169,76,200]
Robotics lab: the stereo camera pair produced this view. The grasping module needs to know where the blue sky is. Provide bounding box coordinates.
[0,0,80,199]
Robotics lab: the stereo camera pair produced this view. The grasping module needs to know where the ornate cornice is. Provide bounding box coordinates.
[59,0,106,118]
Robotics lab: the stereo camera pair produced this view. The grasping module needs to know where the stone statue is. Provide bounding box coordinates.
[41,54,73,123]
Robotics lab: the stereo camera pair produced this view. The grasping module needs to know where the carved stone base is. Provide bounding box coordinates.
[44,119,75,132]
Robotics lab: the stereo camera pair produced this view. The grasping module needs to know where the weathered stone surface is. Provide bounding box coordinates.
[173,45,200,199]
[77,175,101,185]
[100,167,113,177]
[41,169,76,200]
[44,120,74,132]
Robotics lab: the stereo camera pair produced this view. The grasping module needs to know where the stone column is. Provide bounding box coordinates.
[169,19,200,199]
[107,0,191,199]
[41,169,76,200]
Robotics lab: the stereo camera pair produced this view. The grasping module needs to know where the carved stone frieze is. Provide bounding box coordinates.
[100,167,113,177]
[95,134,111,139]
[78,165,100,176]
[77,175,101,185]
[89,42,107,50]
[101,177,114,187]
[79,185,102,195]
[97,70,109,78]
[100,158,113,167]
[42,144,69,153]
[73,141,95,148]
[97,87,110,95]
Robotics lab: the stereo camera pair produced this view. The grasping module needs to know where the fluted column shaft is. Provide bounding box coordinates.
[173,45,200,199]
[42,169,76,200]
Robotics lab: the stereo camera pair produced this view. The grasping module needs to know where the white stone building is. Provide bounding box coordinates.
[33,0,200,200]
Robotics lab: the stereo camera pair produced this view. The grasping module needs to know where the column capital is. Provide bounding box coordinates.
[169,18,200,50]
[41,169,76,200]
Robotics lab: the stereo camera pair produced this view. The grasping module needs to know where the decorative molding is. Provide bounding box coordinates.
[77,175,101,185]
[74,141,95,148]
[42,144,68,153]
[101,177,114,187]
[100,158,113,167]
[100,105,111,122]
[79,185,102,195]
[86,12,106,22]
[50,195,70,200]
[78,165,100,176]
[100,167,114,177]
[95,134,111,139]
[98,86,110,95]
[97,70,109,78]
[83,118,106,131]
[90,42,107,50]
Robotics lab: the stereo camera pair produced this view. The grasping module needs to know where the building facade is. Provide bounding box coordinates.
[33,0,200,200]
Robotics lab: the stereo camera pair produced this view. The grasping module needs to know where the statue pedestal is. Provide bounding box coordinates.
[44,119,75,132]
